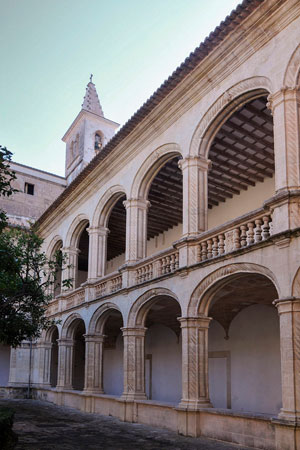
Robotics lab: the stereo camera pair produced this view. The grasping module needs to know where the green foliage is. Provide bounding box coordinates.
[0,146,72,347]
[0,408,18,449]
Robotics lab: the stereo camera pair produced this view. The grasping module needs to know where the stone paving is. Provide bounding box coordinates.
[0,399,254,450]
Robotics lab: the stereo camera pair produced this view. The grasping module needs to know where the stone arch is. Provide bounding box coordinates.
[284,44,300,87]
[127,287,180,327]
[44,324,60,342]
[189,76,273,158]
[130,143,182,199]
[292,267,300,297]
[92,185,127,228]
[61,313,85,339]
[46,235,63,259]
[188,262,280,317]
[65,214,89,248]
[88,302,123,334]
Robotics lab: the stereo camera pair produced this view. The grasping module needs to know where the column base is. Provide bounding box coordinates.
[278,409,300,424]
[83,388,105,395]
[177,399,213,410]
[121,392,147,401]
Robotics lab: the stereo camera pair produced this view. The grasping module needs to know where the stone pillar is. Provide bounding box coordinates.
[87,226,109,281]
[274,297,300,422]
[61,246,79,291]
[121,327,147,400]
[38,341,53,387]
[178,316,212,410]
[56,338,74,389]
[178,156,211,237]
[267,87,300,233]
[124,199,150,263]
[84,334,105,393]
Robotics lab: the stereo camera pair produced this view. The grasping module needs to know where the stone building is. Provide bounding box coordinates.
[4,0,300,448]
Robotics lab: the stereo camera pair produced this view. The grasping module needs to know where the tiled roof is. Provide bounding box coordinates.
[37,0,264,228]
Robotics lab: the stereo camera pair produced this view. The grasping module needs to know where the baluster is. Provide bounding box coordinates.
[170,254,175,272]
[240,225,247,247]
[149,263,153,280]
[166,256,171,273]
[175,252,179,270]
[201,241,208,261]
[233,228,241,249]
[161,257,166,275]
[196,244,201,262]
[218,234,225,255]
[247,222,255,245]
[212,237,219,257]
[262,215,270,240]
[207,239,213,259]
[254,219,263,243]
[157,259,162,277]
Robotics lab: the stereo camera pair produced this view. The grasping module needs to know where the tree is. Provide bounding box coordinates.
[0,146,71,347]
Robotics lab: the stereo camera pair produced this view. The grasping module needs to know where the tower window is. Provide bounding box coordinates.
[95,132,103,151]
[24,183,34,195]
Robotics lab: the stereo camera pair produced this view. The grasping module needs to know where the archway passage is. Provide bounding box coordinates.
[106,195,126,273]
[77,225,89,288]
[207,273,281,414]
[144,296,182,403]
[72,320,86,390]
[50,327,59,387]
[207,96,274,226]
[52,241,63,298]
[103,311,123,396]
[146,156,182,256]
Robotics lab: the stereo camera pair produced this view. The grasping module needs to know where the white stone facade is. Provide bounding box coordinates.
[4,1,300,449]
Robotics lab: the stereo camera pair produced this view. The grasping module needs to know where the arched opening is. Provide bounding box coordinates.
[72,319,86,390]
[49,326,59,387]
[207,273,281,414]
[206,94,275,228]
[146,156,182,257]
[76,224,89,288]
[51,240,63,298]
[144,295,182,403]
[94,131,103,152]
[106,195,126,274]
[102,310,123,395]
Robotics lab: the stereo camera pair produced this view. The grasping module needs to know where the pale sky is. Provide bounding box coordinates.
[1,0,240,176]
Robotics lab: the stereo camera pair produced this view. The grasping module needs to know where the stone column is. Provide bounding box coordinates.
[84,334,105,393]
[178,316,212,410]
[124,199,150,263]
[274,297,300,422]
[121,327,147,400]
[56,338,74,389]
[267,87,300,233]
[178,156,211,237]
[38,341,53,387]
[61,246,79,291]
[87,226,109,281]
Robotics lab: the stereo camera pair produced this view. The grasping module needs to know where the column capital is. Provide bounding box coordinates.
[273,297,300,313]
[61,246,80,257]
[123,198,151,210]
[83,333,106,343]
[178,156,211,172]
[178,316,212,329]
[57,338,74,347]
[267,86,300,113]
[121,326,147,337]
[86,226,109,237]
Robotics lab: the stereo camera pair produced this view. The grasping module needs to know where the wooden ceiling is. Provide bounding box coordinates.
[105,95,274,261]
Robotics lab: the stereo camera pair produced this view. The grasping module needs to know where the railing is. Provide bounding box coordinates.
[94,272,123,297]
[136,249,179,284]
[64,287,85,309]
[195,212,272,263]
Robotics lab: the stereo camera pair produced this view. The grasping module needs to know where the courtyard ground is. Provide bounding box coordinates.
[0,399,254,450]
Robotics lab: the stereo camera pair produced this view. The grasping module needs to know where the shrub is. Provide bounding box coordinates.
[0,408,18,449]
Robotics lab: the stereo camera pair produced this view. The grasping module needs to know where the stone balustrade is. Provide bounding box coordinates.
[94,272,123,298]
[195,212,272,262]
[136,249,179,284]
[62,287,85,310]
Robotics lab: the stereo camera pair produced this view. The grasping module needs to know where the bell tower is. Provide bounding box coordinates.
[62,75,119,184]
